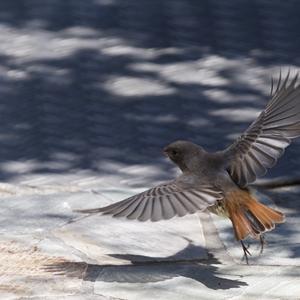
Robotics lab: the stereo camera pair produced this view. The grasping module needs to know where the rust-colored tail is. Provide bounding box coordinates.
[225,190,285,241]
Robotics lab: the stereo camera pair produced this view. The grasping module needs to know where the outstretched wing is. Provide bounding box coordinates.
[225,71,300,187]
[75,182,223,222]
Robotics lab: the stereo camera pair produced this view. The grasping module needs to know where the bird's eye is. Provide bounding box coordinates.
[172,150,178,156]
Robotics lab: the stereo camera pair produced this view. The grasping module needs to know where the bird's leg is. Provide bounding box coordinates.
[259,234,266,254]
[240,240,251,264]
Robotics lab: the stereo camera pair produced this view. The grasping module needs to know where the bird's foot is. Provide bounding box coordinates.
[241,240,251,264]
[259,234,266,255]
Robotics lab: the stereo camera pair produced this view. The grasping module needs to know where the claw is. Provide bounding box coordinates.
[259,234,266,255]
[241,240,251,264]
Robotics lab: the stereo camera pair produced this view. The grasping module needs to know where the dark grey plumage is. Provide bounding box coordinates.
[76,182,223,221]
[225,71,300,187]
[76,71,300,222]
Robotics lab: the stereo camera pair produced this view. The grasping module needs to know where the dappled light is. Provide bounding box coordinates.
[0,1,300,299]
[0,1,298,189]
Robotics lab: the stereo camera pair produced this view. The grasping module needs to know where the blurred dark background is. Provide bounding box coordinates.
[0,0,299,187]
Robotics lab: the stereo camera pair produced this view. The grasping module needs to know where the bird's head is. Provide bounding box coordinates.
[163,140,205,172]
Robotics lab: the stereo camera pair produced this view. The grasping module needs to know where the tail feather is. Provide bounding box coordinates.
[246,200,284,233]
[231,211,258,240]
[226,190,285,240]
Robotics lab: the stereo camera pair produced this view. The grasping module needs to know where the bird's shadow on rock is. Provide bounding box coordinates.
[44,242,247,290]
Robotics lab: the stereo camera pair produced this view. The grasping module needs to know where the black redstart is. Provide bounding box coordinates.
[76,71,300,263]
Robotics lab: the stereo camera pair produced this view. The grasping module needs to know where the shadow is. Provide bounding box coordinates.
[108,240,210,263]
[0,0,299,60]
[0,1,298,194]
[0,3,298,295]
[260,186,300,259]
[43,242,247,290]
[44,260,248,290]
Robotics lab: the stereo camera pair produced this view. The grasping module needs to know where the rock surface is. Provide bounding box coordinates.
[0,1,300,299]
[1,184,300,299]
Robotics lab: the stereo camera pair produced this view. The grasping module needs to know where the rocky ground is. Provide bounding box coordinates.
[0,182,300,299]
[0,1,300,299]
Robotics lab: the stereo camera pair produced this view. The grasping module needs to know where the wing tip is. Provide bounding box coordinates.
[73,207,104,214]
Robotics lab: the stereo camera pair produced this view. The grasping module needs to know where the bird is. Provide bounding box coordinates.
[76,71,300,263]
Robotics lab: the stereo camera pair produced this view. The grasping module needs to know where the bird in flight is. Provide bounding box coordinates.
[76,71,300,263]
